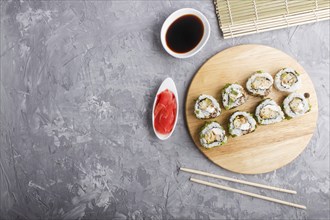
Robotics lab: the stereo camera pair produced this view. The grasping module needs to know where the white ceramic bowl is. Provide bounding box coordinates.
[161,8,211,59]
[152,77,179,140]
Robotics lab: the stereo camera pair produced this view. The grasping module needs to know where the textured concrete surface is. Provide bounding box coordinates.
[0,1,329,219]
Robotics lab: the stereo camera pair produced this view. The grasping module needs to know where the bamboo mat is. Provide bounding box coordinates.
[214,0,330,39]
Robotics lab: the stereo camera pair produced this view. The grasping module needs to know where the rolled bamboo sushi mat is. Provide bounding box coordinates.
[214,0,330,39]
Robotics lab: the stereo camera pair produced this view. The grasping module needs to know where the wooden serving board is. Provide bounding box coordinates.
[185,44,318,174]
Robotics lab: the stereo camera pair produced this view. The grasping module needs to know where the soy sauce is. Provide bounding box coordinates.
[166,14,204,53]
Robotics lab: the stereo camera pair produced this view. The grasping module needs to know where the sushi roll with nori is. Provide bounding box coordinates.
[221,83,248,110]
[246,71,274,97]
[194,94,221,119]
[274,68,301,92]
[283,93,311,118]
[228,111,257,137]
[255,99,284,125]
[200,122,227,148]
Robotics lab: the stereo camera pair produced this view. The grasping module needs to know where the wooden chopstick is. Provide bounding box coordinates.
[180,167,296,194]
[190,178,306,210]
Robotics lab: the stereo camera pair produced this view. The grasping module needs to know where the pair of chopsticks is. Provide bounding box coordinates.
[180,167,306,210]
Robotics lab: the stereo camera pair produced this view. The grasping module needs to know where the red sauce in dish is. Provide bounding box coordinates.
[154,89,177,134]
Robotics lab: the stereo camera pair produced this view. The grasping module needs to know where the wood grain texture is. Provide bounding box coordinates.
[185,44,318,174]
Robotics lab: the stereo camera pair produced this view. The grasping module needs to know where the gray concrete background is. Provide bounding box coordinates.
[0,1,329,219]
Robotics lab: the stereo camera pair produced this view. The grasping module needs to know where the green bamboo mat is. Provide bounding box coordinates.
[214,0,330,39]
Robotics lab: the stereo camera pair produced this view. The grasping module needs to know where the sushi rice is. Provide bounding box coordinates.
[200,122,227,148]
[194,94,221,119]
[246,71,274,97]
[221,83,248,110]
[274,68,301,92]
[228,111,257,137]
[255,99,284,125]
[283,93,311,118]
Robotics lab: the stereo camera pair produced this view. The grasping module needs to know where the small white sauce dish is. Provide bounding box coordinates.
[152,77,179,140]
[160,8,211,59]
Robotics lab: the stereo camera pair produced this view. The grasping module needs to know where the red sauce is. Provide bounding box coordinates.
[154,89,177,134]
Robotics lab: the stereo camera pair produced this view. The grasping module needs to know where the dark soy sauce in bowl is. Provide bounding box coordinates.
[165,14,204,54]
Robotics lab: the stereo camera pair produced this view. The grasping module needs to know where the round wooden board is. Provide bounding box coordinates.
[185,44,318,174]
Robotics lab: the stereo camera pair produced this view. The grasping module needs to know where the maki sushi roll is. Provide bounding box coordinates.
[255,99,284,125]
[194,94,221,119]
[221,83,248,110]
[246,71,274,97]
[228,111,257,137]
[274,68,301,92]
[200,122,227,149]
[283,93,311,118]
